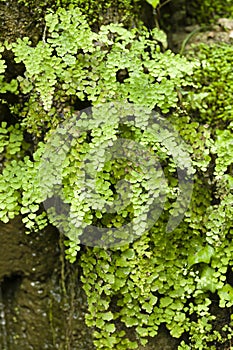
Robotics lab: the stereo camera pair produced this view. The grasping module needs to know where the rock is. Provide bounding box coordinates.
[0,217,93,349]
[217,18,233,31]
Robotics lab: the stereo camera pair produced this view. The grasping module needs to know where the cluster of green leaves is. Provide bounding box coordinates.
[79,110,232,349]
[0,44,18,94]
[173,43,233,350]
[0,6,233,350]
[185,43,233,128]
[189,0,233,23]
[7,6,191,136]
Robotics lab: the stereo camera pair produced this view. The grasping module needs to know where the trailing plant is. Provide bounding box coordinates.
[0,6,233,350]
[7,6,189,136]
[0,6,193,243]
[184,43,233,128]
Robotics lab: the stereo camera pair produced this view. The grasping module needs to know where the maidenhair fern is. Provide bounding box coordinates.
[0,7,232,350]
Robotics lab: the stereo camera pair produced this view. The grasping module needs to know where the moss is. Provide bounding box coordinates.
[188,0,233,24]
[3,0,143,28]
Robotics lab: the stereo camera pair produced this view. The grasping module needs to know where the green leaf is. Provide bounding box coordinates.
[105,323,116,333]
[96,318,105,328]
[218,284,233,308]
[136,326,148,337]
[160,297,173,308]
[142,302,153,313]
[121,249,135,260]
[145,0,160,9]
[188,245,215,266]
[124,317,138,327]
[198,266,216,293]
[102,311,114,321]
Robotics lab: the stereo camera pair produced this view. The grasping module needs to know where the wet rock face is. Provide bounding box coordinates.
[0,217,59,349]
[0,217,93,350]
[0,217,58,281]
